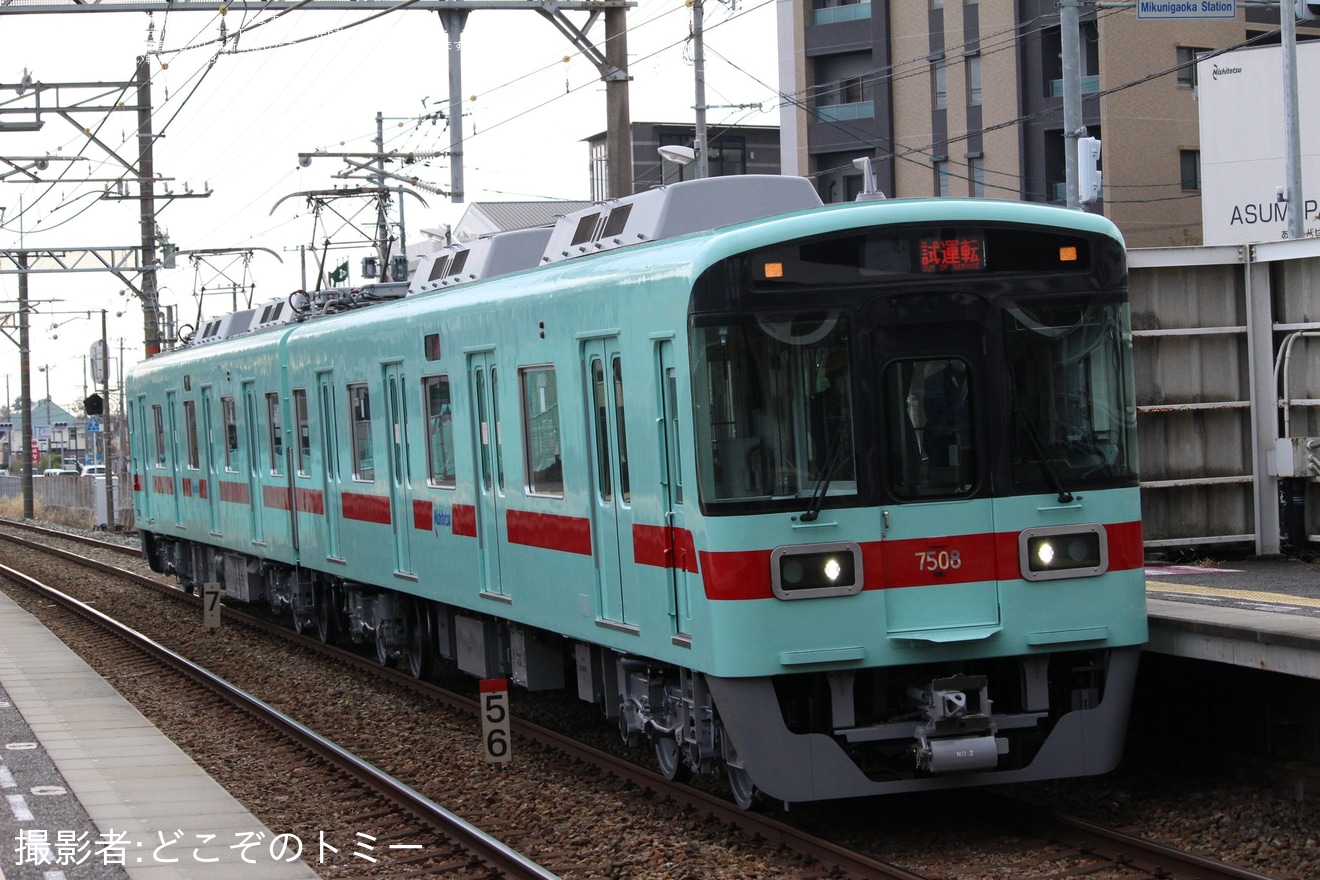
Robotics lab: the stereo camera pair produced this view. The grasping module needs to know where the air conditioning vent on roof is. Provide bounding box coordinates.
[539,175,822,265]
[408,226,553,295]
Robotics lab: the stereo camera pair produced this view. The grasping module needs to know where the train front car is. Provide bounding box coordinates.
[651,199,1146,805]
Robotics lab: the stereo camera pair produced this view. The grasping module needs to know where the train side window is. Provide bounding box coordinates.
[612,356,629,503]
[152,404,166,466]
[348,383,375,481]
[183,400,200,470]
[591,359,612,502]
[423,375,456,488]
[293,389,311,477]
[665,366,683,504]
[521,366,563,497]
[267,392,284,475]
[222,396,239,472]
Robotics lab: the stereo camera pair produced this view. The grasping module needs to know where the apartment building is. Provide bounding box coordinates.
[778,0,1318,247]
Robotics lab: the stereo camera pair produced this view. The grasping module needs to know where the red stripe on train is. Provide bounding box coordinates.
[178,478,209,499]
[151,475,174,495]
[263,485,292,511]
[699,521,1145,601]
[294,488,324,515]
[506,509,592,555]
[342,492,391,525]
[632,523,700,573]
[413,499,432,532]
[218,481,250,504]
[452,504,477,537]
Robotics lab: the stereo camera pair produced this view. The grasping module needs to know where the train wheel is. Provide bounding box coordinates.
[653,735,691,783]
[375,625,398,668]
[405,601,433,680]
[727,764,758,810]
[314,585,338,645]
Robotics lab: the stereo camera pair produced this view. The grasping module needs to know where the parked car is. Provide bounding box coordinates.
[41,468,71,478]
[82,465,105,477]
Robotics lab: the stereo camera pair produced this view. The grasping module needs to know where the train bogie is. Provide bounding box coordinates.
[129,177,1146,806]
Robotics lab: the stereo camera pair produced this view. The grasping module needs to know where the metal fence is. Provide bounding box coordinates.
[0,474,134,531]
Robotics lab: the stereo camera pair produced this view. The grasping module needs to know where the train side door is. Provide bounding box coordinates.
[469,351,505,596]
[166,391,183,528]
[872,313,1000,637]
[657,340,691,640]
[200,387,220,534]
[316,372,343,561]
[241,381,266,546]
[584,337,634,627]
[383,361,414,577]
[132,396,155,526]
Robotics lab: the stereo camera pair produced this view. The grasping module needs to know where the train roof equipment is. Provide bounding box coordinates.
[409,226,555,295]
[538,175,821,264]
[180,175,824,350]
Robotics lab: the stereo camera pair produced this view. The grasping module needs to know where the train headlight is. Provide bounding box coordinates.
[770,542,863,600]
[1019,524,1108,581]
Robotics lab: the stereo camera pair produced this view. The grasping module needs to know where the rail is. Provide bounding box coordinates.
[0,552,561,880]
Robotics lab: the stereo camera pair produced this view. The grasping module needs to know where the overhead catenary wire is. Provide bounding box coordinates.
[0,6,1283,267]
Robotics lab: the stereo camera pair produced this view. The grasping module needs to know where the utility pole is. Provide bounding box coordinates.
[604,6,633,197]
[1282,5,1304,239]
[374,112,392,274]
[438,9,468,203]
[17,253,32,519]
[692,0,709,179]
[1060,0,1083,208]
[136,57,163,356]
[101,309,114,530]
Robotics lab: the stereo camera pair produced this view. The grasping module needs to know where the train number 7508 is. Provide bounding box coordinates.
[914,549,963,572]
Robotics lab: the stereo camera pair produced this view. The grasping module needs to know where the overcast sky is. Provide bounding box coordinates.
[0,0,778,407]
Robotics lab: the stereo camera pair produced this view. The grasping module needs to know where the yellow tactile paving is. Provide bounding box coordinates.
[1146,580,1320,609]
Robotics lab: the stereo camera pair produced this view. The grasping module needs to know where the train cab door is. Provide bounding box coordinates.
[200,387,220,534]
[872,312,1001,639]
[584,337,635,628]
[316,372,343,561]
[469,351,506,597]
[657,340,691,641]
[242,381,267,547]
[383,362,414,578]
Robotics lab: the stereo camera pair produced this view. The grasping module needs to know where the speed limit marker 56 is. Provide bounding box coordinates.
[480,678,511,764]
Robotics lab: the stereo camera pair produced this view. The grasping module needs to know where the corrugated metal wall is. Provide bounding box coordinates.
[1129,238,1320,554]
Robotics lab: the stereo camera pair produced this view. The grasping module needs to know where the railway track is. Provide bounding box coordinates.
[0,518,1292,880]
[0,544,559,880]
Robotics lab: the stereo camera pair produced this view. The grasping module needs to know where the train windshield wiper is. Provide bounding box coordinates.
[1015,412,1074,504]
[801,433,847,522]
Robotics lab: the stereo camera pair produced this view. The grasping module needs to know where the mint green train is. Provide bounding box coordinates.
[128,176,1147,807]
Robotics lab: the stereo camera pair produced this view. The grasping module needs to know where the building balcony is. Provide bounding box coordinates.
[812,2,871,26]
[812,101,874,123]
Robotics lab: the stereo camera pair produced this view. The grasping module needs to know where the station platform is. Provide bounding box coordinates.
[1144,555,1320,681]
[0,590,319,880]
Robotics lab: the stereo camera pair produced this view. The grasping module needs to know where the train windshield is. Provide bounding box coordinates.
[1005,296,1138,496]
[691,312,857,508]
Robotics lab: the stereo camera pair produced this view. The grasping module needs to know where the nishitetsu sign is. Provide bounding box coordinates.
[1198,42,1320,245]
